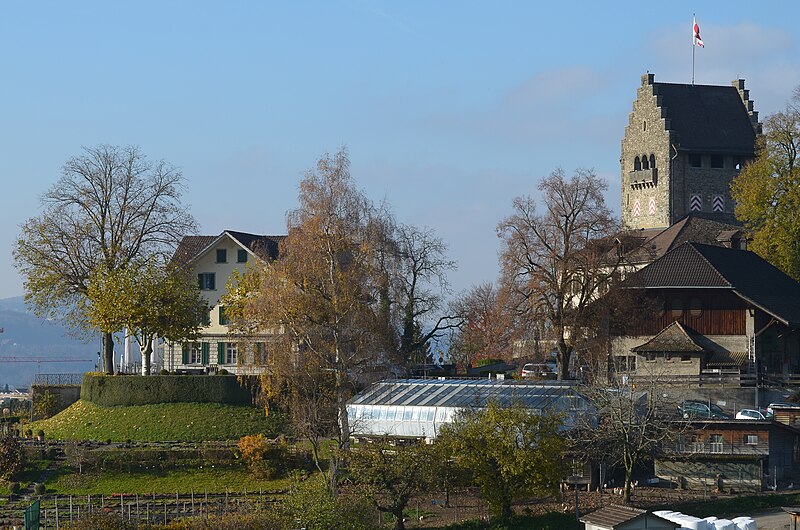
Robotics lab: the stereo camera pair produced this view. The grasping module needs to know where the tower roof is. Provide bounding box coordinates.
[646,76,758,155]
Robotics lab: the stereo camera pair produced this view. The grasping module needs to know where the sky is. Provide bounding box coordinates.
[1,1,799,302]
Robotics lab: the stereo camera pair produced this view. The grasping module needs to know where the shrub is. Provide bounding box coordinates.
[81,374,251,406]
[45,446,58,460]
[159,369,170,375]
[281,473,375,530]
[0,437,26,481]
[8,482,20,495]
[238,434,290,479]
[34,483,45,495]
[37,429,45,439]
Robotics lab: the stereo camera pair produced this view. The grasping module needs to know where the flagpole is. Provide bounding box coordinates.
[692,13,695,86]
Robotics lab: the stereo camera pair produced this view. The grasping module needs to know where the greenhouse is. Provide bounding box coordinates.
[346,378,592,441]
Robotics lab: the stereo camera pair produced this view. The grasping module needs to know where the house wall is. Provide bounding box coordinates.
[655,458,762,492]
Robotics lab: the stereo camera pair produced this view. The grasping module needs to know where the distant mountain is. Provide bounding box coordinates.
[0,296,96,388]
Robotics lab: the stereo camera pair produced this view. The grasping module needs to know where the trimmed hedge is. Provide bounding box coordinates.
[81,374,251,406]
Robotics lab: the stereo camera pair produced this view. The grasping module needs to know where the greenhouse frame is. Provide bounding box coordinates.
[346,378,592,442]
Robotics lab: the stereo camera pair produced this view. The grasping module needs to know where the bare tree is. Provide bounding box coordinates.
[497,168,621,380]
[14,145,196,373]
[391,224,462,366]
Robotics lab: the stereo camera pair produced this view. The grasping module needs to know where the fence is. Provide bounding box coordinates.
[33,374,84,386]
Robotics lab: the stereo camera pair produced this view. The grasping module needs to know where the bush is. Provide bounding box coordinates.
[8,482,20,495]
[281,474,375,530]
[0,437,26,481]
[81,374,252,406]
[45,446,58,460]
[34,483,45,495]
[154,511,283,529]
[159,369,170,375]
[238,435,290,479]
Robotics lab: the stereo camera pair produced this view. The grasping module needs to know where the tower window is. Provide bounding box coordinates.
[650,154,656,169]
[641,155,649,170]
[689,154,702,168]
[634,156,641,171]
[711,155,724,168]
[642,120,647,131]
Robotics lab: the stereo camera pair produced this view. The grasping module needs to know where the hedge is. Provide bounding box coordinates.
[81,374,252,406]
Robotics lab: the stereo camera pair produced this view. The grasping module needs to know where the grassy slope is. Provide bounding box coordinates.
[29,400,280,442]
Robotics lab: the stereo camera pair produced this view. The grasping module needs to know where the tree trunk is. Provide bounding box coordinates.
[142,341,153,375]
[557,339,571,381]
[622,465,634,504]
[393,507,406,530]
[103,332,114,374]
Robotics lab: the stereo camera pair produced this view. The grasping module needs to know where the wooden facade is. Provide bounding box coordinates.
[621,291,747,337]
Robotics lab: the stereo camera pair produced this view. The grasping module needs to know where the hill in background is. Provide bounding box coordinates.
[0,296,95,388]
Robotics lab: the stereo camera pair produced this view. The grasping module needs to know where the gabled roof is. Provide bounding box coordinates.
[653,81,757,155]
[580,505,678,529]
[625,242,800,327]
[632,321,707,353]
[171,230,285,267]
[624,213,744,264]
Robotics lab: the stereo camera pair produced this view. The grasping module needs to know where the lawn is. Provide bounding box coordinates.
[45,465,292,495]
[28,400,283,442]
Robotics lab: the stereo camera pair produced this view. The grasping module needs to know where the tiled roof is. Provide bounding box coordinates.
[625,242,800,326]
[579,505,647,528]
[654,81,757,155]
[171,231,286,267]
[632,321,707,353]
[625,213,744,264]
[707,351,748,367]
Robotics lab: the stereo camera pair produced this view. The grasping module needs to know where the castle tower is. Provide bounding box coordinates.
[621,73,761,230]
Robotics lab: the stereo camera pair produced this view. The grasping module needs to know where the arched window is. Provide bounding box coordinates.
[641,155,650,170]
[634,156,641,171]
[650,154,656,169]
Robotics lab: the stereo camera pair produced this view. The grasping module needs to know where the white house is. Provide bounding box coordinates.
[163,230,284,375]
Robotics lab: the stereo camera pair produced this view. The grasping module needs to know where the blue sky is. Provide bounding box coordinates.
[1,1,799,300]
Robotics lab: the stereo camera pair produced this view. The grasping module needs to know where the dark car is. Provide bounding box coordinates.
[678,400,732,419]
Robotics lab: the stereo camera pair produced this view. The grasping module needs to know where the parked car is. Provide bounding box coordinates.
[521,363,557,379]
[767,402,800,415]
[677,400,733,419]
[735,408,773,420]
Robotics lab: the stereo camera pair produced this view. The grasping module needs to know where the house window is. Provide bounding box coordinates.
[689,297,702,317]
[689,154,702,168]
[188,342,201,364]
[237,249,248,263]
[216,249,227,263]
[710,155,724,169]
[226,342,238,364]
[198,273,215,290]
[614,355,637,372]
[218,306,229,326]
[709,434,724,453]
[744,434,758,445]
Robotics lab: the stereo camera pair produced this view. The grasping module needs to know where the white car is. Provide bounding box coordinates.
[520,363,557,379]
[735,408,772,420]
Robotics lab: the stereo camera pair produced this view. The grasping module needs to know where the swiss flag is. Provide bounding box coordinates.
[693,17,704,47]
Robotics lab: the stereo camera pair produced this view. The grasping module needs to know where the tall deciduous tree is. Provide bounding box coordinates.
[14,145,195,373]
[498,168,621,380]
[732,86,800,280]
[87,259,208,374]
[237,148,388,487]
[437,402,563,521]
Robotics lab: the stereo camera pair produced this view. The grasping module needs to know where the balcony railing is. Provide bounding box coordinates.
[665,442,767,457]
[629,168,657,186]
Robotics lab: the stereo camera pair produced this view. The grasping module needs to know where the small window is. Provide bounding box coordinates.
[671,298,683,318]
[689,297,702,317]
[664,352,673,362]
[198,273,215,290]
[188,342,201,364]
[641,155,650,170]
[225,342,238,364]
[681,355,691,362]
[218,306,229,326]
[237,249,248,263]
[710,155,724,169]
[650,154,656,169]
[646,352,656,362]
[642,120,647,131]
[689,154,702,168]
[744,434,758,445]
[634,156,641,171]
[216,249,227,263]
[708,434,724,453]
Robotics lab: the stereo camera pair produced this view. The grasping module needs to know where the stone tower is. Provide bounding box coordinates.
[621,73,761,230]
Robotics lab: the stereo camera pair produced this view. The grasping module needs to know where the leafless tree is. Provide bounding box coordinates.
[14,145,196,373]
[497,168,622,379]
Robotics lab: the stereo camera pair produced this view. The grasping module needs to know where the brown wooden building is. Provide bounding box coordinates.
[656,419,800,491]
[611,242,800,383]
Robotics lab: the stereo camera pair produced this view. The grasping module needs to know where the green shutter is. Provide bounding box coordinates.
[218,306,227,326]
[217,342,226,364]
[201,343,210,365]
[181,344,189,365]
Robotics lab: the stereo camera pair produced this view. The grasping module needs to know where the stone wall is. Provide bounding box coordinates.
[31,384,80,419]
